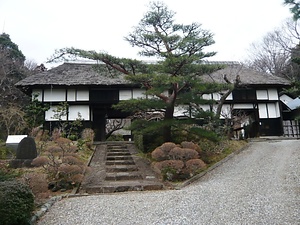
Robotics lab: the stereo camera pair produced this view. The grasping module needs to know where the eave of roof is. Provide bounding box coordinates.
[201,65,291,86]
[16,62,291,90]
[15,62,134,87]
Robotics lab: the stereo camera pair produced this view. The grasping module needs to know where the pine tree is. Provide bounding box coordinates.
[49,2,228,142]
[284,0,300,20]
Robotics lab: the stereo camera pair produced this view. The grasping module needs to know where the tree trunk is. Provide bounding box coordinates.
[162,104,174,142]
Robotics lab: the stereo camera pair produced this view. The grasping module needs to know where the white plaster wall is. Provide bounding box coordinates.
[174,105,189,117]
[76,90,89,101]
[202,94,212,100]
[233,103,254,109]
[268,89,278,100]
[199,105,211,112]
[67,89,76,101]
[212,93,221,100]
[69,105,90,120]
[256,90,268,100]
[133,89,145,99]
[119,90,132,100]
[45,106,67,121]
[44,89,66,102]
[220,104,232,119]
[267,102,280,118]
[258,103,268,118]
[226,93,233,100]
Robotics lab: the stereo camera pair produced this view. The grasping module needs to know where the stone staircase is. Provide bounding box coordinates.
[105,144,142,181]
[79,142,164,194]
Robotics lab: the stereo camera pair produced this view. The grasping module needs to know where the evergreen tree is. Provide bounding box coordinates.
[49,2,228,142]
[284,0,300,20]
[0,33,28,107]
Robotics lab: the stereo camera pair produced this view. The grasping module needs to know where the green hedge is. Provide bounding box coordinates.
[0,180,34,225]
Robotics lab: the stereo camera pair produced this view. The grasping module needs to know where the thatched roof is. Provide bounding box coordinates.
[201,64,291,86]
[16,62,291,91]
[15,62,132,88]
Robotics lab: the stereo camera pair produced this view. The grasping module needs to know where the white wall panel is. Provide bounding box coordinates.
[225,93,233,100]
[69,105,90,120]
[44,89,66,102]
[32,89,42,101]
[212,93,221,100]
[67,89,76,101]
[267,102,280,118]
[256,90,268,100]
[174,106,189,117]
[202,94,211,100]
[233,103,254,109]
[133,89,145,99]
[220,104,232,119]
[268,89,278,100]
[200,105,210,112]
[45,106,67,121]
[76,90,89,101]
[119,90,132,100]
[258,103,268,118]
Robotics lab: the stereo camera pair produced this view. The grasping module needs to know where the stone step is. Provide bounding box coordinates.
[106,160,135,165]
[105,172,142,181]
[106,165,138,172]
[84,181,164,194]
[106,152,131,156]
[107,149,130,152]
[107,146,127,150]
[106,156,133,161]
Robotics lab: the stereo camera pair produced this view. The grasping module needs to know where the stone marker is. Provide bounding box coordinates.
[9,137,37,168]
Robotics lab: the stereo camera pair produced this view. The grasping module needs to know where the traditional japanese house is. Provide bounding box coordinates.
[16,62,291,140]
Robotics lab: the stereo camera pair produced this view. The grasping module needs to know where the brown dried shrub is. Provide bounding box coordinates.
[151,147,166,161]
[63,155,83,165]
[81,128,95,148]
[169,147,198,161]
[23,172,49,204]
[46,145,61,154]
[72,174,84,183]
[185,159,206,175]
[58,164,82,177]
[51,128,61,141]
[160,142,177,154]
[31,156,49,167]
[181,141,201,153]
[153,160,184,172]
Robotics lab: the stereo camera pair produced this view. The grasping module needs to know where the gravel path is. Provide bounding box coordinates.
[37,139,300,225]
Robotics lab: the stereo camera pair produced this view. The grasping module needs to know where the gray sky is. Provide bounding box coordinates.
[0,0,292,68]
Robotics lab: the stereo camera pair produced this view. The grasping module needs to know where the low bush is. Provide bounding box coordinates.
[169,147,198,161]
[0,180,34,225]
[32,137,87,191]
[0,140,14,159]
[22,172,49,205]
[185,159,207,176]
[151,142,206,181]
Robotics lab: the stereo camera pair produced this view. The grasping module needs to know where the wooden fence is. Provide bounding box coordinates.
[283,120,300,137]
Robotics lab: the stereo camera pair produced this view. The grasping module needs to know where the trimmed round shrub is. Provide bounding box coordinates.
[151,147,166,161]
[160,142,177,155]
[169,147,198,161]
[154,160,184,171]
[0,180,35,225]
[151,142,177,161]
[181,141,201,153]
[153,160,185,181]
[185,159,207,175]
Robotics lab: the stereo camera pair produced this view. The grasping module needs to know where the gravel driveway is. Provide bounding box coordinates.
[37,139,300,225]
